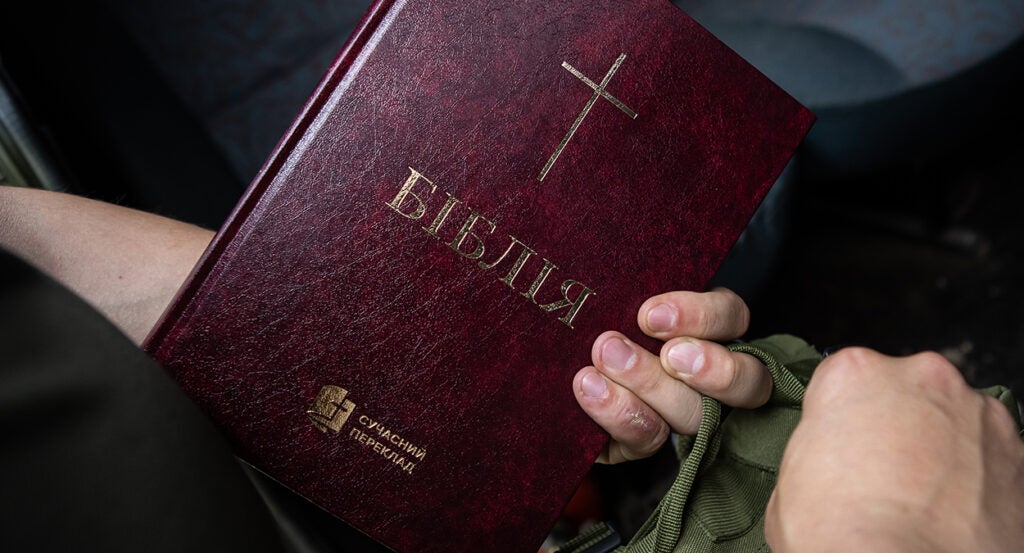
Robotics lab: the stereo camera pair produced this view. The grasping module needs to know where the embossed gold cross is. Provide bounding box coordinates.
[538,53,638,181]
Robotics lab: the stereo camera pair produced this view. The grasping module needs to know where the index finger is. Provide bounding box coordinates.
[637,287,750,341]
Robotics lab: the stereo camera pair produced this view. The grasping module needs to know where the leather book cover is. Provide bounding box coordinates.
[145,1,814,551]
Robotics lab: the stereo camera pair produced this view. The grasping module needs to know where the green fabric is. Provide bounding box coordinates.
[558,335,1022,553]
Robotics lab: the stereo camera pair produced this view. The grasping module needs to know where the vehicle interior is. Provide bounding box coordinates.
[2,0,1023,549]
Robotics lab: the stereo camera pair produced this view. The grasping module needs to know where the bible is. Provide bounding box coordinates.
[145,1,814,551]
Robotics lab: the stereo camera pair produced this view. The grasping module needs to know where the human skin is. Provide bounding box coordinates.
[0,186,213,344]
[764,348,1024,553]
[5,187,1022,550]
[571,249,1024,551]
[1,187,775,465]
[572,287,774,463]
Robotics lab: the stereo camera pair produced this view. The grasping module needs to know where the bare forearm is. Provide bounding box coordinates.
[0,186,214,344]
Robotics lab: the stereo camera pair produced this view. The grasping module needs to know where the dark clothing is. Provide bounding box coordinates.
[0,248,283,552]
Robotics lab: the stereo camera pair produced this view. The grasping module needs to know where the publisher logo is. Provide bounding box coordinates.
[307,385,356,433]
[308,385,426,475]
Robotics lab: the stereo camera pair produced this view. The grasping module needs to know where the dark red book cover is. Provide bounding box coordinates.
[145,1,814,551]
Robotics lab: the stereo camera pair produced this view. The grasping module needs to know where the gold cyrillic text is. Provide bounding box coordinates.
[384,167,595,328]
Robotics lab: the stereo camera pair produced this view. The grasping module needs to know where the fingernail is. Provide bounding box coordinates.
[602,337,636,372]
[581,372,608,398]
[646,304,677,332]
[667,341,705,376]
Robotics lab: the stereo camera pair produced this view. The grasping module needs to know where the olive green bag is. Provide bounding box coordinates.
[558,335,1022,553]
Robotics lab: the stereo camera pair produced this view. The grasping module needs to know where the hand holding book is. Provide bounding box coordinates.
[5,189,1022,552]
[574,288,771,464]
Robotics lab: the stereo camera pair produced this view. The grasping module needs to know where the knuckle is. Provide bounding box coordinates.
[693,304,718,337]
[675,292,730,338]
[623,371,660,398]
[816,347,874,381]
[909,350,958,376]
[828,346,877,367]
[907,351,967,393]
[678,397,704,434]
[807,347,878,403]
[613,401,669,453]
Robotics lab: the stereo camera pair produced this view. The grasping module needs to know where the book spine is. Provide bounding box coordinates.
[143,0,403,352]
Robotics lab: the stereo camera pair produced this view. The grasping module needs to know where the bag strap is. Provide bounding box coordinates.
[555,521,621,553]
[560,336,1019,553]
[557,396,722,553]
[557,336,815,553]
[625,395,722,553]
[626,339,814,552]
[728,341,807,406]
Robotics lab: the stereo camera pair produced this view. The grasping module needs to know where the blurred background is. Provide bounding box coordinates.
[2,0,1022,549]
